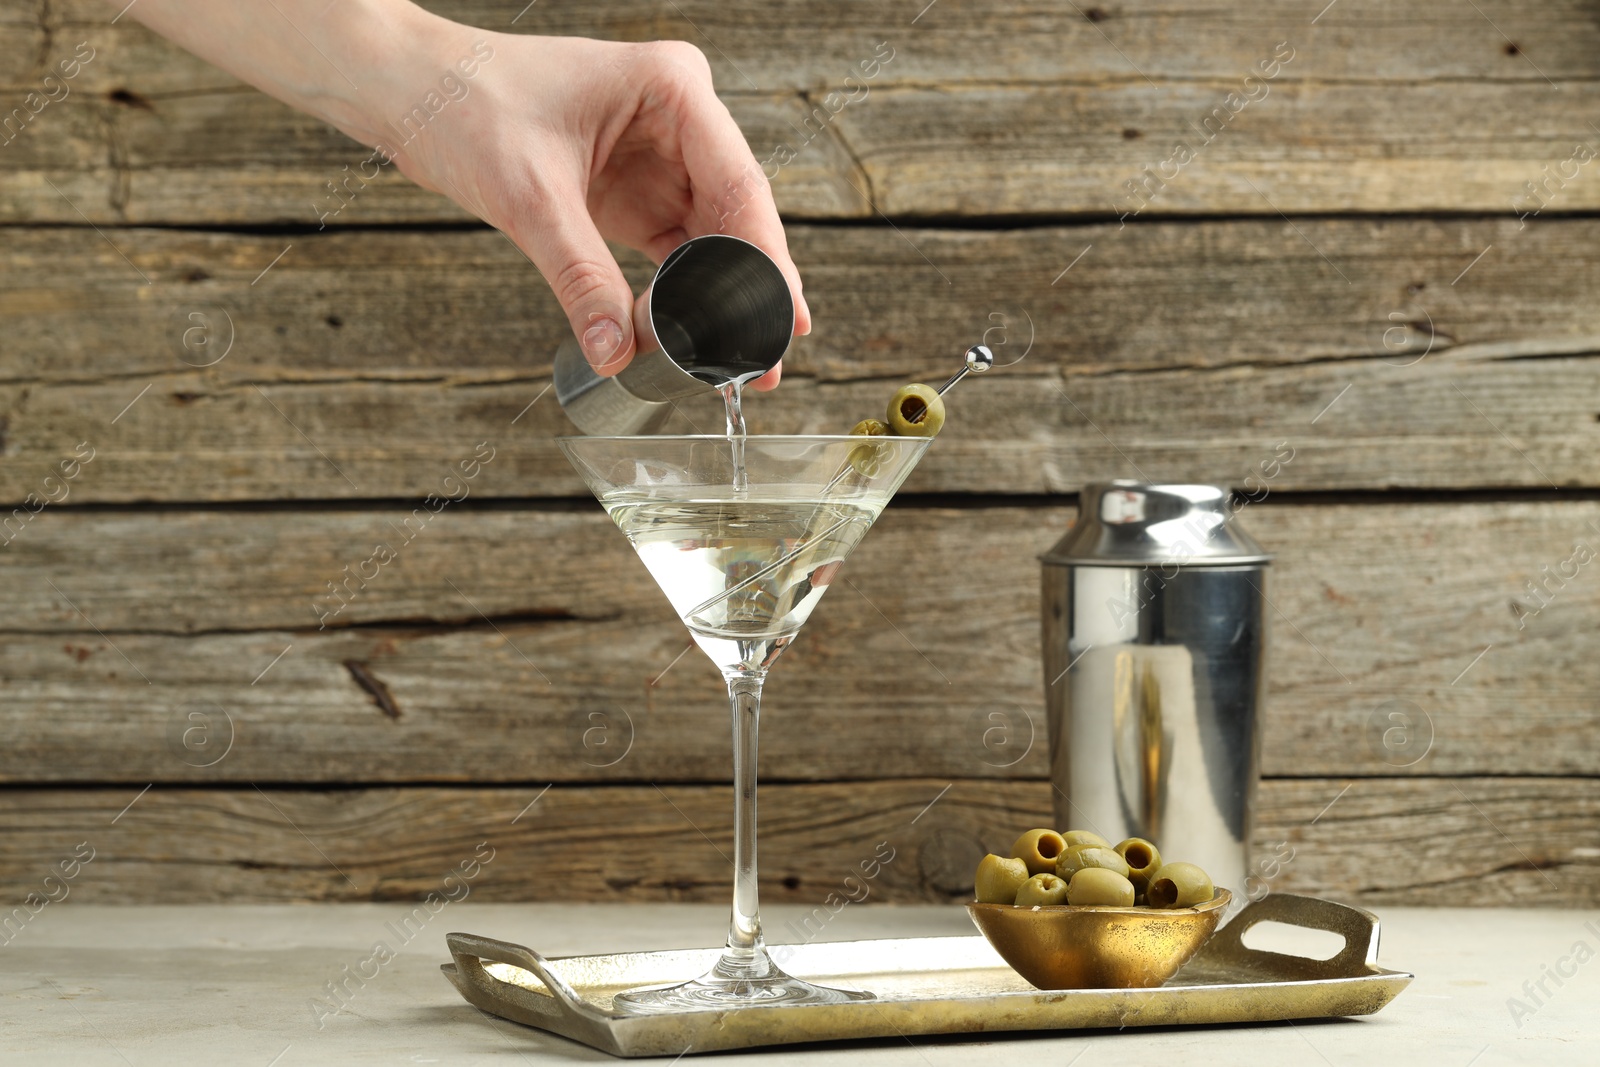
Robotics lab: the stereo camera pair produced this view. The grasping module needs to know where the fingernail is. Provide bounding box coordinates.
[582,317,626,372]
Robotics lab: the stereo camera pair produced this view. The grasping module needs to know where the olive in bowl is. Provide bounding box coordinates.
[1009,829,1069,875]
[1055,845,1130,881]
[973,854,1031,905]
[1014,873,1070,907]
[1146,862,1215,909]
[968,829,1228,989]
[1115,837,1162,897]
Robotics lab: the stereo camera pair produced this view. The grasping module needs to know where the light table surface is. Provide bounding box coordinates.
[2,903,1595,1065]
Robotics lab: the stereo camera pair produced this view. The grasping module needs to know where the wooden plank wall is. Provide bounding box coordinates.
[2,1,1597,908]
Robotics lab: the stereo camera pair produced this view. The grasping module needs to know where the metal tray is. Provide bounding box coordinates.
[441,893,1411,1057]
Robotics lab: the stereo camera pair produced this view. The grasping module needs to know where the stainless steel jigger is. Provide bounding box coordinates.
[554,235,794,435]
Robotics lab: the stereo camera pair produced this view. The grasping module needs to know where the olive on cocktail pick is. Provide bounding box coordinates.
[845,419,891,477]
[847,344,993,474]
[885,344,994,438]
[887,383,944,437]
[851,344,994,437]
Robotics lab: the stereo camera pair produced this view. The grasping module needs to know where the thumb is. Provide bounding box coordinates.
[520,193,636,376]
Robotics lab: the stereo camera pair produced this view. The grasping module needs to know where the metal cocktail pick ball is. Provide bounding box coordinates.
[938,344,994,395]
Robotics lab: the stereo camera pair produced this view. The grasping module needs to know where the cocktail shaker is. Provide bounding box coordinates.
[554,234,793,435]
[1041,482,1271,899]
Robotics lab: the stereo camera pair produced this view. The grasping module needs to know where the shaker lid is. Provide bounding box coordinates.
[1042,481,1272,567]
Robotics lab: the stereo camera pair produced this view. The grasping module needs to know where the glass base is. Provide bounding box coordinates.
[610,951,874,1014]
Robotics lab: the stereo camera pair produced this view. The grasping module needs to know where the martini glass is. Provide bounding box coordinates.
[559,434,930,1012]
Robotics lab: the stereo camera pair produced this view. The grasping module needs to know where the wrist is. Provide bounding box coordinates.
[308,0,476,151]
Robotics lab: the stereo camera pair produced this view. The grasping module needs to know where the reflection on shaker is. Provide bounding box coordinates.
[1114,647,1181,848]
[1070,644,1238,894]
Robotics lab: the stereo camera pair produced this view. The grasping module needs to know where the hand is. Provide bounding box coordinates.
[377,31,806,387]
[121,0,807,388]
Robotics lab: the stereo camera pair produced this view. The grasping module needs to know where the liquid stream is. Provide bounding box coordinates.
[721,381,747,494]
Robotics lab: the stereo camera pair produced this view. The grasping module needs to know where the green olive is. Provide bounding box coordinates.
[973,854,1031,904]
[1146,862,1215,909]
[1115,837,1162,892]
[846,420,891,476]
[1067,867,1136,906]
[1054,845,1131,880]
[847,442,887,477]
[886,384,946,437]
[1009,828,1069,875]
[1014,873,1069,907]
[1061,830,1111,849]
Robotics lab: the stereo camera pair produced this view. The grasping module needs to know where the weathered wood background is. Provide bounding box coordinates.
[3,1,1597,908]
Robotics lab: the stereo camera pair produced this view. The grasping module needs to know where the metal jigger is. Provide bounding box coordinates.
[554,235,793,435]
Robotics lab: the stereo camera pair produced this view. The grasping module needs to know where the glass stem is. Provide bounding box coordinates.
[721,669,772,974]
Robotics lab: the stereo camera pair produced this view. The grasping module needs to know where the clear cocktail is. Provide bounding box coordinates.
[560,435,929,1012]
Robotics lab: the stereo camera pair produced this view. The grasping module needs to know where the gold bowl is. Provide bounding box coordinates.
[967,889,1231,990]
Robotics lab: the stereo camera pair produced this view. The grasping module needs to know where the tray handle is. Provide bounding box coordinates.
[1206,893,1383,978]
[446,931,616,1026]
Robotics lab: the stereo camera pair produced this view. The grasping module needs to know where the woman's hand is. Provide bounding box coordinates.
[378,30,805,386]
[121,0,806,387]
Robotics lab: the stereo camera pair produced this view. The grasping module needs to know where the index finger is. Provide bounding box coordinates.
[677,86,812,337]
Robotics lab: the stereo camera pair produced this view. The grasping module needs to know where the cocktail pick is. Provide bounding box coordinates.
[879,343,994,438]
[936,344,995,396]
[838,342,998,486]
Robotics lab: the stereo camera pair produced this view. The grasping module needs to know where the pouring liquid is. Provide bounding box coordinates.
[664,324,770,496]
[721,382,748,494]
